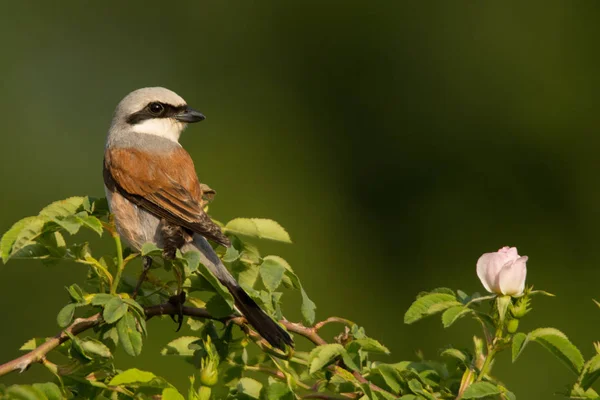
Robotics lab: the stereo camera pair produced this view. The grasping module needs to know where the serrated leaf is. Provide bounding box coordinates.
[109,368,165,386]
[117,312,143,356]
[225,218,291,243]
[529,327,584,374]
[32,382,62,400]
[66,284,85,303]
[20,338,48,351]
[351,338,390,355]
[441,348,469,364]
[183,250,201,273]
[308,344,347,374]
[39,197,86,219]
[461,382,501,398]
[236,377,263,399]
[161,336,201,357]
[91,293,115,306]
[66,332,92,363]
[260,258,286,292]
[580,353,600,390]
[404,293,460,324]
[300,287,316,325]
[1,217,40,262]
[80,338,112,358]
[511,332,528,362]
[57,303,76,328]
[512,328,583,375]
[77,215,103,236]
[103,297,128,324]
[442,305,473,328]
[5,384,50,400]
[375,364,402,393]
[265,379,293,400]
[162,388,185,400]
[2,217,46,262]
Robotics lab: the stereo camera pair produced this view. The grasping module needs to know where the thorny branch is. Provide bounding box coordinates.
[0,303,395,398]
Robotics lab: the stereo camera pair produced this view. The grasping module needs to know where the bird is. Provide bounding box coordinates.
[103,87,293,350]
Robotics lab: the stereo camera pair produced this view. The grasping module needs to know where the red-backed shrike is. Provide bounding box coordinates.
[103,87,292,349]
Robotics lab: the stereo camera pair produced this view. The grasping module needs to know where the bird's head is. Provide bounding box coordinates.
[111,87,205,143]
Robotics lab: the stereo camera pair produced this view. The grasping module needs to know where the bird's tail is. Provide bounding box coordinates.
[183,235,293,350]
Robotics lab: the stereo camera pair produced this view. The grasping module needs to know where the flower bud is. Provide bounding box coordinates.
[476,246,528,296]
[506,319,519,333]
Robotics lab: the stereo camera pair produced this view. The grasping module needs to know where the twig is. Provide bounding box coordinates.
[0,314,102,376]
[0,304,396,399]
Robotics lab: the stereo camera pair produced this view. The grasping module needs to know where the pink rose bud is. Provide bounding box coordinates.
[476,246,528,296]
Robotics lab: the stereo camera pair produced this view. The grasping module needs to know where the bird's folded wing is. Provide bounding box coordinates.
[104,147,231,247]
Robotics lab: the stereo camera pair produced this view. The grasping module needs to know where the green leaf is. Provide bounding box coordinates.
[461,382,501,398]
[225,218,291,243]
[1,217,39,262]
[56,304,76,328]
[91,293,114,306]
[236,377,263,399]
[141,242,162,256]
[109,368,165,387]
[308,344,348,374]
[206,294,234,318]
[351,338,390,355]
[265,378,293,400]
[183,250,201,273]
[300,287,316,325]
[374,364,402,393]
[441,348,470,364]
[103,297,128,324]
[77,215,103,236]
[404,293,461,324]
[80,338,112,358]
[66,332,92,363]
[5,384,49,400]
[260,257,286,292]
[511,332,528,362]
[66,284,85,303]
[161,336,201,357]
[580,353,600,390]
[441,305,473,328]
[162,388,185,400]
[262,255,316,324]
[196,260,234,309]
[117,312,143,357]
[39,197,86,219]
[32,383,62,400]
[512,328,584,374]
[20,338,48,351]
[1,217,46,262]
[529,327,584,374]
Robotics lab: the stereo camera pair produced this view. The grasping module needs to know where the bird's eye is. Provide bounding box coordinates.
[148,102,164,115]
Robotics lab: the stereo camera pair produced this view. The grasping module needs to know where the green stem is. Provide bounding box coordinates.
[476,344,497,382]
[110,233,124,295]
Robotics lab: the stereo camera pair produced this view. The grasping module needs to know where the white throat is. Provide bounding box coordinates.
[131,118,185,143]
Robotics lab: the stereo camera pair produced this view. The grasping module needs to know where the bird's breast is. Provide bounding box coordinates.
[105,185,162,250]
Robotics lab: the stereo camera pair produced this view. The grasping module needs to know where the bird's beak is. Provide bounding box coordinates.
[174,106,205,123]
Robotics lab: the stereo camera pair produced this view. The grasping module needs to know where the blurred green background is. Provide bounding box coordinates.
[1,1,600,397]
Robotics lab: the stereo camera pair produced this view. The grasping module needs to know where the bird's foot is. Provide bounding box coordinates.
[168,291,186,332]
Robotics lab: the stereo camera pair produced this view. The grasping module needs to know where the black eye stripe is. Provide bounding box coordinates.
[126,103,188,125]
